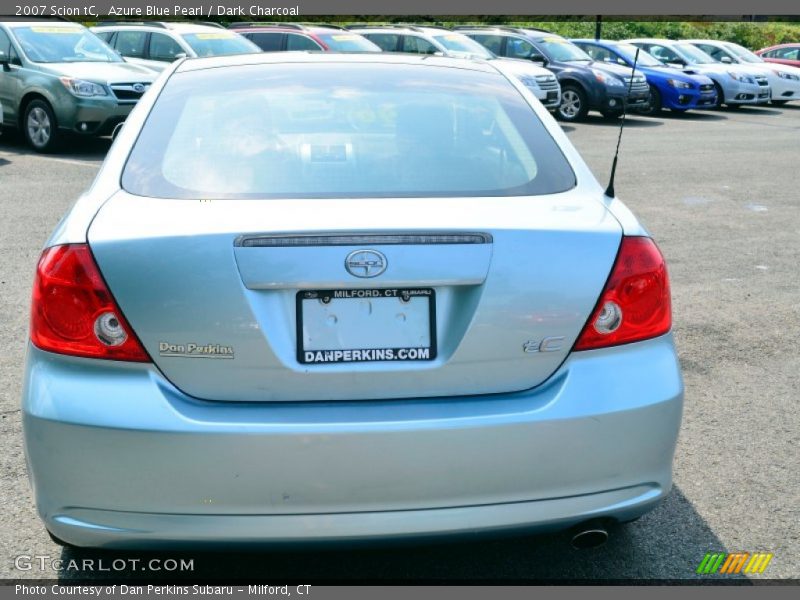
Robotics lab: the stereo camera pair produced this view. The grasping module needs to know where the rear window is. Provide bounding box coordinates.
[122,63,576,199]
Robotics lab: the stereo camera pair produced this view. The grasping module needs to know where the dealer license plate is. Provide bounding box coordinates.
[297,288,436,364]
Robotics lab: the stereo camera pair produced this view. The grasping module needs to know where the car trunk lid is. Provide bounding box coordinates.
[88,190,622,401]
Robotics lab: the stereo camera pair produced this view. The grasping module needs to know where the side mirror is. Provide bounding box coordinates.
[530,53,547,65]
[720,56,732,64]
[0,50,9,70]
[174,52,187,60]
[667,61,685,69]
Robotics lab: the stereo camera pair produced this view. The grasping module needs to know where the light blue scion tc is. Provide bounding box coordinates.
[22,53,683,549]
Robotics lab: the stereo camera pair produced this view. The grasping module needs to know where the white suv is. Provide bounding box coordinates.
[351,25,561,110]
[91,22,260,72]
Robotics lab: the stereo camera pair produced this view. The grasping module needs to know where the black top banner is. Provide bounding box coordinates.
[0,0,799,17]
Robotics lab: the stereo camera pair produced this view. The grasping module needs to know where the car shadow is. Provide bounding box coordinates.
[0,130,111,162]
[657,110,729,121]
[581,115,663,128]
[725,106,783,116]
[56,487,748,582]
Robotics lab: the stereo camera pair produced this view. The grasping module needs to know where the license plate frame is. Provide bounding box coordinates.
[296,288,437,364]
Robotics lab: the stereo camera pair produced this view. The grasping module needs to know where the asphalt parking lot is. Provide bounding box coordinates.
[1,104,798,582]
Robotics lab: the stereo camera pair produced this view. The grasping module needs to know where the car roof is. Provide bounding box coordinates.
[625,38,681,45]
[1,20,85,29]
[758,43,800,50]
[93,22,226,34]
[571,38,621,46]
[522,30,566,41]
[453,26,561,40]
[683,39,729,46]
[227,23,347,34]
[175,51,499,74]
[348,25,450,35]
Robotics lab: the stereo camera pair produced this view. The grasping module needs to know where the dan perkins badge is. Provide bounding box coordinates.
[159,342,234,359]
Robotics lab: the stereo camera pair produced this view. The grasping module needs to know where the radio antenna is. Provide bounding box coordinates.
[604,46,641,198]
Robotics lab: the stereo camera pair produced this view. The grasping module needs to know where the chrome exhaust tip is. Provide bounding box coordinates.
[570,522,609,549]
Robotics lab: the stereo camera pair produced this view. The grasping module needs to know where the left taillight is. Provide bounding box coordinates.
[30,244,150,362]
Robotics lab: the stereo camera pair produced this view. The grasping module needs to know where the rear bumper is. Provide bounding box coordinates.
[45,485,664,550]
[22,335,683,549]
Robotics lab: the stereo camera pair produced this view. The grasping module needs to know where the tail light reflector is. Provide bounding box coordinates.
[574,236,671,351]
[30,244,150,362]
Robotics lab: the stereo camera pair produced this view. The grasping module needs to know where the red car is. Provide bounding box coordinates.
[227,22,381,53]
[755,43,800,68]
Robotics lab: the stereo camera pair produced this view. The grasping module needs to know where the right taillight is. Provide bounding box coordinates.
[574,236,671,351]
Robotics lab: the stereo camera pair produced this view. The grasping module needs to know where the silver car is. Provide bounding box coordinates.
[685,39,800,105]
[626,38,770,107]
[23,52,683,549]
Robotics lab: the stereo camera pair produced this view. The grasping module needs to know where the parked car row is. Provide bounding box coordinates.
[223,23,799,119]
[571,39,718,115]
[450,27,799,117]
[454,27,651,120]
[348,25,562,109]
[1,19,799,151]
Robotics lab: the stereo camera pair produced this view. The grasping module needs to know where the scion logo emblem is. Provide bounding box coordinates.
[133,83,146,93]
[345,249,387,278]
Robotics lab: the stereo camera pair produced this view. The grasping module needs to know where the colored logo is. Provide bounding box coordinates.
[697,552,774,575]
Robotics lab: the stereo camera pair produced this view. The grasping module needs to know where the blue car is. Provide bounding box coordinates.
[573,39,718,114]
[22,53,682,549]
